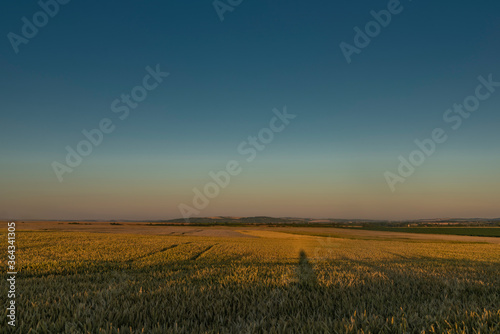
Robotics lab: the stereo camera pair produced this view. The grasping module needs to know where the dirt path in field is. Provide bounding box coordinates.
[265,227,500,244]
[239,230,313,239]
[9,221,253,238]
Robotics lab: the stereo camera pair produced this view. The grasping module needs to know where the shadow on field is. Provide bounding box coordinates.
[20,250,500,333]
[296,250,318,288]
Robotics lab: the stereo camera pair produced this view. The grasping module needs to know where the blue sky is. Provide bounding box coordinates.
[1,1,499,220]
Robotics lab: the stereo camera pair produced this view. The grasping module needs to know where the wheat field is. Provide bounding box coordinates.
[2,227,499,333]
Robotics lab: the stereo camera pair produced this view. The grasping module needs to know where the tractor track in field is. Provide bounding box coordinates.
[191,244,218,261]
[128,242,192,262]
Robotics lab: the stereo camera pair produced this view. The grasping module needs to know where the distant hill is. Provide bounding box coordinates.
[3,217,499,226]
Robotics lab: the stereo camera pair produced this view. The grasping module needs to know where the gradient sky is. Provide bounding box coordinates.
[1,1,499,220]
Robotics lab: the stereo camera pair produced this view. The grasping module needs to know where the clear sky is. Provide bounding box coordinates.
[1,1,499,220]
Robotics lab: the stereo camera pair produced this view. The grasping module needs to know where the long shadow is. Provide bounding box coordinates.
[21,249,500,333]
[296,250,318,288]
